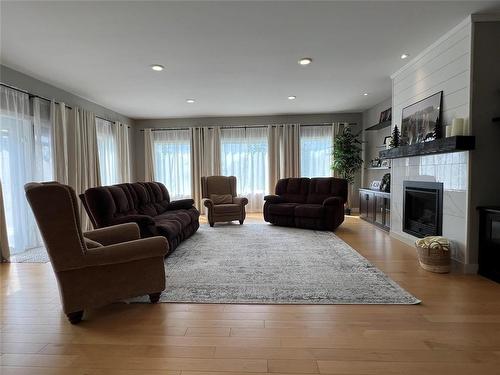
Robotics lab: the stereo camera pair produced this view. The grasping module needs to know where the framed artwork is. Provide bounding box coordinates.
[381,159,390,168]
[379,108,392,123]
[400,91,443,145]
[370,180,381,190]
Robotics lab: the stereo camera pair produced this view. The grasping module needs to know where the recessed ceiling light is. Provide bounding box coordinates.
[401,53,409,60]
[151,64,164,71]
[298,57,312,66]
[186,99,195,103]
[288,95,297,100]
[363,93,369,96]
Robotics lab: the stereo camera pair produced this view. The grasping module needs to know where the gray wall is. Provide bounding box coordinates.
[361,97,392,188]
[0,64,136,178]
[134,112,363,207]
[467,20,500,265]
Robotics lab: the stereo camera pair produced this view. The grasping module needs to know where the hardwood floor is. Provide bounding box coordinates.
[2,215,500,374]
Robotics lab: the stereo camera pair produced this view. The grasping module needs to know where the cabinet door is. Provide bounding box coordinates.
[384,197,391,229]
[360,192,373,221]
[375,196,385,226]
[367,192,375,222]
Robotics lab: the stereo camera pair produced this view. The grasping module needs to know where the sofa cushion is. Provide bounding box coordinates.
[210,194,233,205]
[268,203,299,216]
[275,178,310,203]
[307,178,348,205]
[84,237,102,249]
[295,204,324,218]
[214,203,241,214]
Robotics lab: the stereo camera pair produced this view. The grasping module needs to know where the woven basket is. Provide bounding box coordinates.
[415,236,451,273]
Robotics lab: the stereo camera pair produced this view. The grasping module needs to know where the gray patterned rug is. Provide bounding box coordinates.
[137,223,419,304]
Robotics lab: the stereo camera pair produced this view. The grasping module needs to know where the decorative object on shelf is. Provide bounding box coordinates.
[379,107,392,123]
[331,127,363,215]
[381,159,390,169]
[380,173,390,193]
[464,119,470,135]
[389,125,400,148]
[451,118,464,136]
[415,236,451,273]
[371,158,382,168]
[400,91,443,146]
[383,135,392,149]
[370,180,381,190]
[445,125,452,137]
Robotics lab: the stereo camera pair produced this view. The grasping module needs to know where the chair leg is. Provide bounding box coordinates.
[239,220,244,225]
[149,292,161,304]
[67,310,83,324]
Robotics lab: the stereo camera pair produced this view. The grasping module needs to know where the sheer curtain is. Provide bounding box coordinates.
[220,127,268,212]
[300,125,333,178]
[0,87,49,257]
[153,129,192,199]
[96,117,119,185]
[116,122,131,182]
[268,124,300,192]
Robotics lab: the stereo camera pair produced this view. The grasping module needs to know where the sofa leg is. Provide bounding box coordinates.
[149,292,161,304]
[209,222,214,227]
[239,220,244,225]
[67,310,83,324]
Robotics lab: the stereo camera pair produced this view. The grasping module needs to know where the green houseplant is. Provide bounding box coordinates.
[331,127,363,214]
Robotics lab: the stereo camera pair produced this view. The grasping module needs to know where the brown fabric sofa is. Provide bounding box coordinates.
[80,182,199,254]
[264,177,348,231]
[25,182,167,324]
[201,176,248,227]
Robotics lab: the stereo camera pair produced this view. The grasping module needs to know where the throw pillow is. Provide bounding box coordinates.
[210,194,233,205]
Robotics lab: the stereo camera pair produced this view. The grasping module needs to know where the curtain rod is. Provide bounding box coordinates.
[0,82,130,128]
[139,122,357,132]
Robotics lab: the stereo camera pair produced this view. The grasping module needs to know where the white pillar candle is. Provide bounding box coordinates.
[445,125,452,137]
[451,118,464,136]
[463,119,470,135]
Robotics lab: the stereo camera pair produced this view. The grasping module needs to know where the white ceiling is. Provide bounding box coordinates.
[1,1,499,119]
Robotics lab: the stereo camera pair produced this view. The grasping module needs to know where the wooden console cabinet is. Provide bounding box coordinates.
[478,207,500,283]
[359,189,390,231]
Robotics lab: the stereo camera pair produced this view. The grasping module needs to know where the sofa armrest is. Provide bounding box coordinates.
[264,195,285,204]
[166,199,195,211]
[110,215,155,228]
[83,223,140,246]
[83,237,168,268]
[233,197,249,206]
[203,198,214,208]
[323,196,344,207]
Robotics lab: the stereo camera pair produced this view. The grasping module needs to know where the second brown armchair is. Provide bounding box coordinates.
[201,176,248,227]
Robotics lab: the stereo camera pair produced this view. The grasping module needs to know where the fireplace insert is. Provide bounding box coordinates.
[403,181,443,238]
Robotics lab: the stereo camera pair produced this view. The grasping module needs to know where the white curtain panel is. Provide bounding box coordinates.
[0,180,10,261]
[268,124,301,192]
[96,117,119,186]
[68,107,100,230]
[0,87,43,256]
[153,129,192,200]
[190,126,222,210]
[33,98,54,181]
[220,127,269,212]
[300,125,334,178]
[144,128,155,181]
[51,101,69,184]
[116,122,131,183]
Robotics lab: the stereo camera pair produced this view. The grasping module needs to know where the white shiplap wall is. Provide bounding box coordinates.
[389,17,473,268]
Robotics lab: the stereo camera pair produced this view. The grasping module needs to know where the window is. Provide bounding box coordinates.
[220,127,268,212]
[153,129,192,199]
[300,125,333,178]
[96,118,119,186]
[0,89,53,255]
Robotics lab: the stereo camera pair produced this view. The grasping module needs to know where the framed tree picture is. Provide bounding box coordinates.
[400,91,443,145]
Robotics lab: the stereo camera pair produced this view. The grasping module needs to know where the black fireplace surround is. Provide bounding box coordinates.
[403,181,443,238]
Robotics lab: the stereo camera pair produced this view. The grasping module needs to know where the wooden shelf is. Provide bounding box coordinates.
[365,120,391,131]
[365,167,391,170]
[379,136,475,159]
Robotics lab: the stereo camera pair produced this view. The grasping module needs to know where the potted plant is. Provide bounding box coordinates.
[331,127,363,215]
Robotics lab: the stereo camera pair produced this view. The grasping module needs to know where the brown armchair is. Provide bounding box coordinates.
[24,182,168,324]
[201,176,248,227]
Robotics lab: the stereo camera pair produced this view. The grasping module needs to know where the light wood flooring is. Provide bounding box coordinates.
[2,215,500,374]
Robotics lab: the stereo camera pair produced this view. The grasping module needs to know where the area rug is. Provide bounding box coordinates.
[9,247,49,263]
[133,223,419,304]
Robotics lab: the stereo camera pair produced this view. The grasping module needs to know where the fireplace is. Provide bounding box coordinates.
[403,181,443,238]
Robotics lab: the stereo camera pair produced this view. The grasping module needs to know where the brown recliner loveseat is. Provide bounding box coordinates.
[264,177,348,231]
[80,182,199,254]
[25,182,168,324]
[201,176,248,227]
